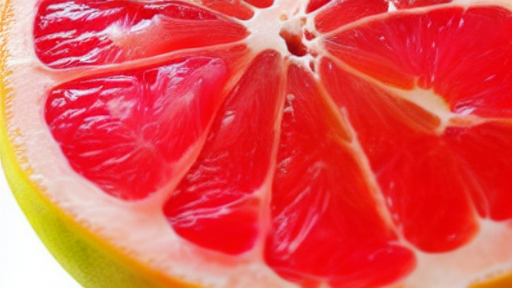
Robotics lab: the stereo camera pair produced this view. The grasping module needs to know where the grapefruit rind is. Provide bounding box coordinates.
[469,273,512,288]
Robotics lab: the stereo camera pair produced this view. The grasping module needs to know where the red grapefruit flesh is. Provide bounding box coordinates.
[44,57,230,200]
[2,0,511,287]
[34,0,249,68]
[314,0,389,33]
[200,0,255,20]
[306,0,331,13]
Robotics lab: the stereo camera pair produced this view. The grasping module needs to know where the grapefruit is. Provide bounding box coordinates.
[1,0,512,287]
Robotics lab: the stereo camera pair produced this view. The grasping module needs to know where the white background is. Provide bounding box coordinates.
[0,164,81,288]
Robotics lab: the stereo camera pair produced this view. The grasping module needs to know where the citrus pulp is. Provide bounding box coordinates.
[1,0,512,288]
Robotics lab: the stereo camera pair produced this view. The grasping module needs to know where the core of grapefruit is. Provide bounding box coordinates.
[1,0,512,288]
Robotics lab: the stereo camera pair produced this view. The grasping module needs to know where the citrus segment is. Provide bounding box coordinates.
[374,134,481,252]
[44,57,229,200]
[34,0,249,68]
[445,122,512,221]
[199,0,254,20]
[314,0,389,33]
[164,50,285,255]
[306,0,331,13]
[324,6,512,117]
[264,64,415,288]
[243,0,274,9]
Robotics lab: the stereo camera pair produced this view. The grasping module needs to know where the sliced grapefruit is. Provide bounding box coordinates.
[1,0,512,288]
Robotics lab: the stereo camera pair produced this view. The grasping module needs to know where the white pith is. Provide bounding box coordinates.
[3,1,512,288]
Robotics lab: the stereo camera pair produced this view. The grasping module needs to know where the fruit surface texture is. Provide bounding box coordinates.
[1,0,512,288]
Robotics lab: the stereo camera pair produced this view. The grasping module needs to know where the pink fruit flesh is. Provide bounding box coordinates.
[39,1,512,287]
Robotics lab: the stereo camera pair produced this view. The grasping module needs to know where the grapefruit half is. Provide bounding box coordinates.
[1,0,512,288]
